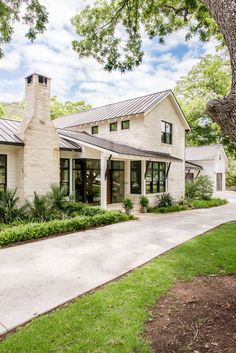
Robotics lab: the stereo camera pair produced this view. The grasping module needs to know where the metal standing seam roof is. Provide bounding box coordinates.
[0,118,182,161]
[58,129,182,161]
[185,161,203,170]
[0,119,82,151]
[186,145,224,161]
[53,90,171,128]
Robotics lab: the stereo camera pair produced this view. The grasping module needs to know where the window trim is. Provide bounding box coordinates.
[130,161,141,194]
[161,121,172,145]
[60,158,70,196]
[91,125,98,135]
[121,120,130,130]
[0,154,7,192]
[145,161,166,194]
[110,122,118,132]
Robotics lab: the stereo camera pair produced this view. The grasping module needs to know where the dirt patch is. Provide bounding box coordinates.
[144,276,236,353]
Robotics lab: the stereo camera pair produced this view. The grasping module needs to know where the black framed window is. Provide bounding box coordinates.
[146,161,166,194]
[60,158,70,196]
[0,155,7,192]
[130,161,141,194]
[161,121,172,144]
[110,122,117,132]
[92,126,98,134]
[121,120,130,130]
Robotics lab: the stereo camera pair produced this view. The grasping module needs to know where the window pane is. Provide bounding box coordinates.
[92,126,98,134]
[0,170,6,184]
[112,161,124,170]
[130,161,141,194]
[161,121,166,132]
[122,120,130,130]
[166,133,171,144]
[110,122,117,132]
[86,159,100,170]
[166,123,171,133]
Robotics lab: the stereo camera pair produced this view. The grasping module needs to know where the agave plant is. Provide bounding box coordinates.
[0,188,20,224]
[48,184,68,211]
[26,192,50,222]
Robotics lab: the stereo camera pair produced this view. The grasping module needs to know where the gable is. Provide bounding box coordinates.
[144,91,190,131]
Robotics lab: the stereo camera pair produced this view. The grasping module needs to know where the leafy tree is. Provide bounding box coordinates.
[50,96,91,120]
[0,0,48,58]
[174,54,236,156]
[0,104,5,117]
[71,0,236,141]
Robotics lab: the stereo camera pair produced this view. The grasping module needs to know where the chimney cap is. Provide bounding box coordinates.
[25,73,51,80]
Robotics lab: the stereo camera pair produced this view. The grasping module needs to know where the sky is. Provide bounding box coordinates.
[0,0,218,108]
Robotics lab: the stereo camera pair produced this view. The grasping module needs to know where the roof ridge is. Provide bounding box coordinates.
[54,90,171,121]
[186,144,222,148]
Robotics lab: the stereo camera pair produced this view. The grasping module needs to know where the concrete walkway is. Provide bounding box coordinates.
[0,191,236,335]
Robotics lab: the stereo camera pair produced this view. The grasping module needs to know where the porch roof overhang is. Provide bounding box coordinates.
[185,161,203,170]
[58,129,182,162]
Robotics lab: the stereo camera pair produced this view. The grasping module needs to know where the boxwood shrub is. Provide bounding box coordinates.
[0,211,131,247]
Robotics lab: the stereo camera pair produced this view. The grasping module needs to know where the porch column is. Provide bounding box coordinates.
[100,152,107,209]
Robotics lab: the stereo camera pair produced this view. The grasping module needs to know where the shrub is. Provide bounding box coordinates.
[189,198,227,209]
[0,211,131,247]
[157,193,174,207]
[148,204,189,213]
[122,198,134,210]
[195,176,213,200]
[63,202,106,217]
[185,180,198,200]
[26,192,51,222]
[0,188,24,224]
[185,176,213,200]
[139,195,149,208]
[48,184,68,211]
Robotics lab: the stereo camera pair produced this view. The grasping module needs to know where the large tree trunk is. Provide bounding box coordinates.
[201,0,236,142]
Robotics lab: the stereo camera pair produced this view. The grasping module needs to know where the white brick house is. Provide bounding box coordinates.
[0,74,190,208]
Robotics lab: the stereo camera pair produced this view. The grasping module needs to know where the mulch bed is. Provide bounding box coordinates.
[144,275,236,353]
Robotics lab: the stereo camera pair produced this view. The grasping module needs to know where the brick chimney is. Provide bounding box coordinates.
[16,74,60,200]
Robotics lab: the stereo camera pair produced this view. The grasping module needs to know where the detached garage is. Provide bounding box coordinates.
[185,145,228,191]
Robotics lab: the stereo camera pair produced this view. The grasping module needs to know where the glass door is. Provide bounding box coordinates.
[111,161,125,203]
[72,159,85,202]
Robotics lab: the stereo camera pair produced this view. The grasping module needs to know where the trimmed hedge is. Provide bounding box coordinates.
[148,198,228,214]
[190,198,228,209]
[63,202,107,217]
[148,204,189,213]
[0,211,131,247]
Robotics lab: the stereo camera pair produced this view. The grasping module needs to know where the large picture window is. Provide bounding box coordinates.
[146,162,166,194]
[130,161,141,194]
[60,158,70,196]
[0,155,7,192]
[161,121,172,144]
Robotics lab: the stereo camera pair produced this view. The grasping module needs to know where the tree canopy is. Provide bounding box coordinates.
[72,0,236,142]
[0,104,5,117]
[0,0,48,58]
[50,96,91,120]
[174,54,236,157]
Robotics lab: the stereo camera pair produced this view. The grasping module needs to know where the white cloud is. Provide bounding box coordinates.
[0,0,218,107]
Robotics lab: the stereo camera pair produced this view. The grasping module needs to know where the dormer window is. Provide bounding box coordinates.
[161,121,172,144]
[121,120,130,130]
[110,122,117,132]
[92,126,98,134]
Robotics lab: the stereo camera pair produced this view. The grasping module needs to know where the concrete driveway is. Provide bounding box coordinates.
[0,191,236,335]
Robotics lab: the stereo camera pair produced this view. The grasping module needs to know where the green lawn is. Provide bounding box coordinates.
[1,221,236,353]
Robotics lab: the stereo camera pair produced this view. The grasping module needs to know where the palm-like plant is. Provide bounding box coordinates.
[26,192,50,222]
[48,184,68,211]
[0,188,20,224]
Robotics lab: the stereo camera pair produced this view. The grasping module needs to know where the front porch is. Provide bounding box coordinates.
[60,151,173,209]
